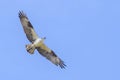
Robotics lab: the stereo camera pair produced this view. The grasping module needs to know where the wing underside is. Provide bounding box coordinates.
[19,11,38,42]
[36,43,66,68]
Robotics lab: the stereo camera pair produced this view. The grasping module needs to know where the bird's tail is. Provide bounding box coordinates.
[25,44,35,54]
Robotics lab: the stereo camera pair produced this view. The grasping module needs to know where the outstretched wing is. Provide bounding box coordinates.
[36,43,66,69]
[19,11,39,43]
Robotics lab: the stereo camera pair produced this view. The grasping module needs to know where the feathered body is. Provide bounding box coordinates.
[19,11,66,68]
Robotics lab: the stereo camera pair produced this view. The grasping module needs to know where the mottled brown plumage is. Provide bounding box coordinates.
[19,11,66,68]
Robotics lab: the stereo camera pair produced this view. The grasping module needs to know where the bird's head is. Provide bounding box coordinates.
[43,37,46,40]
[41,37,46,42]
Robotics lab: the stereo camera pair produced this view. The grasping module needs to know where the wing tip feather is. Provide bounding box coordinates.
[58,58,67,69]
[51,51,67,69]
[18,10,28,19]
[18,11,34,29]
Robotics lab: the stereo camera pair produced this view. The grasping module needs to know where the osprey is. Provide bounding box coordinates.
[19,11,66,68]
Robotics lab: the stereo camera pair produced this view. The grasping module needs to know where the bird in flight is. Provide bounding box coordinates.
[18,11,66,69]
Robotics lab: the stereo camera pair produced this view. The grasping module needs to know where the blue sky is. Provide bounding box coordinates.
[0,0,119,80]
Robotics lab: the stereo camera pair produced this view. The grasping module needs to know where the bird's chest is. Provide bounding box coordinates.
[33,39,43,47]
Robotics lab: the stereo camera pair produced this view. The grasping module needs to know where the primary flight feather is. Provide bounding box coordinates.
[18,11,66,68]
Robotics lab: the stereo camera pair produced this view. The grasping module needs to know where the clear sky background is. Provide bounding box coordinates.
[0,0,119,80]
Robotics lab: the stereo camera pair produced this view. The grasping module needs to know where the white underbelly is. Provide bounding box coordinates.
[33,38,43,47]
[33,38,51,52]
